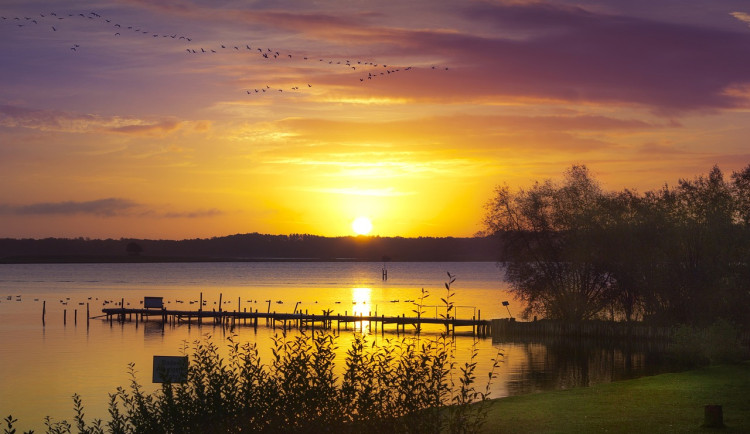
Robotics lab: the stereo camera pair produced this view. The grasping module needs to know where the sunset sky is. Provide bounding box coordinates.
[2,0,750,239]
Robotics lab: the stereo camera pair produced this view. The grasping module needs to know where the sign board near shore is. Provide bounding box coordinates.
[144,296,163,309]
[152,356,188,383]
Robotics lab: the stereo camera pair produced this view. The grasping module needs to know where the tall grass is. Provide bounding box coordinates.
[4,273,502,434]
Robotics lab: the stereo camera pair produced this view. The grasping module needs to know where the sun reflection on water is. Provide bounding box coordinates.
[351,287,372,333]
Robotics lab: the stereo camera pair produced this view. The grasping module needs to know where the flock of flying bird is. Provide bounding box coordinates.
[2,9,450,97]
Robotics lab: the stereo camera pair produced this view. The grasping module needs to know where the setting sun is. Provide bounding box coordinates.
[352,216,373,235]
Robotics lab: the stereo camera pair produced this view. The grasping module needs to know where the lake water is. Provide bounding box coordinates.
[0,262,669,430]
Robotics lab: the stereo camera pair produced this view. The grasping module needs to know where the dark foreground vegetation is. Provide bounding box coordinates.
[4,334,747,434]
[3,331,500,434]
[483,164,750,330]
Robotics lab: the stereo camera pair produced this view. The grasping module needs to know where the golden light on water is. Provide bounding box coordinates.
[351,287,372,333]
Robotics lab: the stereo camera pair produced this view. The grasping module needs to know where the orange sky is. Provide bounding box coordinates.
[2,0,750,239]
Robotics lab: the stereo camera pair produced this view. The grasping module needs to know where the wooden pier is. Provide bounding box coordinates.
[100,306,492,337]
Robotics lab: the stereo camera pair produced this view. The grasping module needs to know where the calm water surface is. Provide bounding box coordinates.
[0,262,667,430]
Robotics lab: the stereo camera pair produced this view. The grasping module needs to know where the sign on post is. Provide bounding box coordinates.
[152,355,188,383]
[144,297,164,309]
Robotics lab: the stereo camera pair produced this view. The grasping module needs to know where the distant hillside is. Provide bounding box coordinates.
[0,233,501,263]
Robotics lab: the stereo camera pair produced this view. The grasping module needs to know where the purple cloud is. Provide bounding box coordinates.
[277,2,750,113]
[1,198,139,217]
[438,2,750,112]
[0,198,224,219]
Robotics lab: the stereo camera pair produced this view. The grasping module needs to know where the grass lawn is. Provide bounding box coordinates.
[480,362,750,433]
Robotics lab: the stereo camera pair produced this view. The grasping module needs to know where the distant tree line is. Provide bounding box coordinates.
[483,164,750,329]
[0,234,498,263]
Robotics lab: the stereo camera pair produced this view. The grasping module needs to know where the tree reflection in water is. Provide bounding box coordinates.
[503,338,671,395]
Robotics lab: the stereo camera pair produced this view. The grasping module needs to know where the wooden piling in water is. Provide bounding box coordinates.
[198,292,203,325]
[42,300,46,326]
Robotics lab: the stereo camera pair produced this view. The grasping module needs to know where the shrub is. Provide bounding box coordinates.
[704,318,749,364]
[667,319,749,368]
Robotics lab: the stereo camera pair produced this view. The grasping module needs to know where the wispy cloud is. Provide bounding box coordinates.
[0,198,224,219]
[0,198,139,217]
[296,187,413,197]
[730,12,750,26]
[0,105,183,136]
[162,209,224,218]
[107,120,182,136]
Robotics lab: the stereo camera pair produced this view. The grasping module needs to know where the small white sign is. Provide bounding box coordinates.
[152,356,188,383]
[144,297,164,309]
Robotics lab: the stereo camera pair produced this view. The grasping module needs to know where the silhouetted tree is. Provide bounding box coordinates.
[126,241,143,256]
[483,165,615,321]
[484,164,750,329]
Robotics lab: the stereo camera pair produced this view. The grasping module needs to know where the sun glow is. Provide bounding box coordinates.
[352,216,373,235]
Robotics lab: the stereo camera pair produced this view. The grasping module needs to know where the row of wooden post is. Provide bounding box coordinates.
[42,300,90,327]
